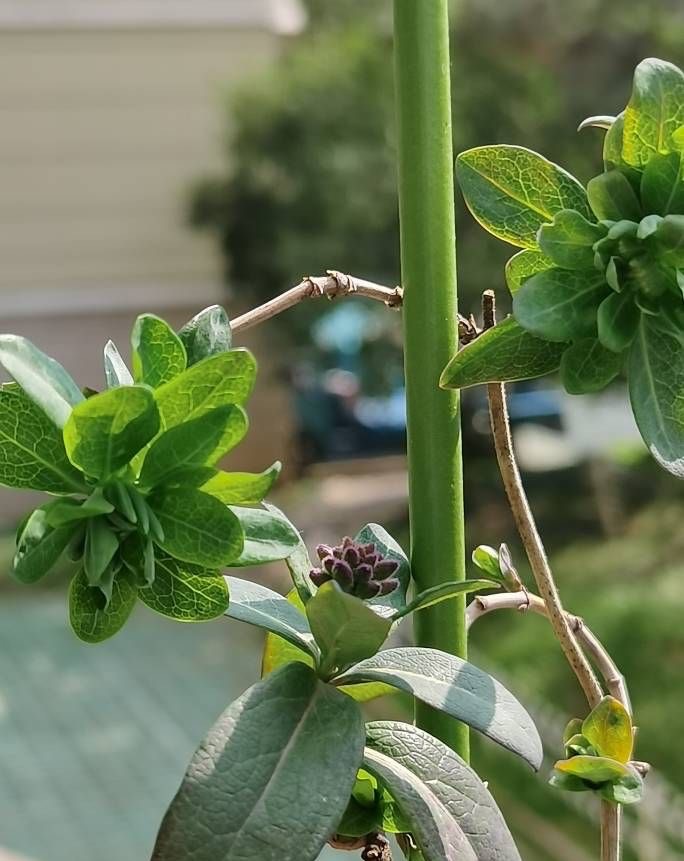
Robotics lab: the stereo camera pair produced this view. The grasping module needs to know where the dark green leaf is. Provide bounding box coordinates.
[150,487,243,567]
[0,384,85,492]
[354,523,410,612]
[69,567,137,643]
[653,214,684,267]
[131,314,187,388]
[139,554,228,621]
[587,171,642,222]
[229,504,301,566]
[84,517,120,587]
[513,268,606,342]
[363,747,477,861]
[13,506,77,583]
[63,385,160,479]
[560,339,623,394]
[582,696,634,763]
[0,334,84,427]
[640,152,684,215]
[628,315,684,477]
[600,767,644,805]
[46,487,114,527]
[224,576,318,657]
[139,406,245,488]
[597,292,641,353]
[623,58,684,167]
[199,461,281,504]
[440,316,565,389]
[392,580,499,621]
[456,145,591,249]
[335,647,543,770]
[554,755,631,784]
[538,209,605,270]
[549,771,593,794]
[103,340,133,388]
[306,581,392,674]
[178,305,232,366]
[505,249,554,294]
[366,721,522,861]
[152,662,365,861]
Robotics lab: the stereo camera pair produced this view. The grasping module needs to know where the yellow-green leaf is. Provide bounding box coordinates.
[581,696,633,763]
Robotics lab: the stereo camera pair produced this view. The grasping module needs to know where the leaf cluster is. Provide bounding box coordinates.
[445,58,684,478]
[1,307,298,642]
[550,696,644,806]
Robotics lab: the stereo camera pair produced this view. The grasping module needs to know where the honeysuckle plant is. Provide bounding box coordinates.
[443,57,684,478]
[0,9,655,861]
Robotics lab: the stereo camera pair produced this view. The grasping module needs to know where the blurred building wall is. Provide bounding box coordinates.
[0,0,301,524]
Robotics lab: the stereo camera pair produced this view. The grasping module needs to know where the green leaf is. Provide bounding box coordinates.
[69,567,137,643]
[178,305,232,366]
[224,577,318,657]
[600,766,644,805]
[392,579,499,621]
[131,314,187,388]
[623,58,684,167]
[152,662,365,861]
[262,589,393,703]
[155,350,256,440]
[335,647,543,770]
[586,170,642,222]
[139,406,245,488]
[229,504,301,566]
[603,113,625,169]
[199,461,281,504]
[354,522,410,612]
[366,721,522,861]
[505,249,554,294]
[149,487,243,567]
[513,268,606,342]
[560,338,623,395]
[306,581,392,674]
[84,517,120,587]
[138,553,228,621]
[456,145,591,249]
[653,214,684,267]
[63,385,160,479]
[597,292,641,353]
[640,152,684,215]
[103,340,133,388]
[471,545,502,580]
[554,755,632,785]
[45,487,114,527]
[538,209,605,270]
[0,384,85,492]
[0,334,84,427]
[563,717,585,745]
[582,696,634,763]
[12,506,77,584]
[363,747,477,861]
[629,315,684,477]
[549,771,593,794]
[440,316,565,389]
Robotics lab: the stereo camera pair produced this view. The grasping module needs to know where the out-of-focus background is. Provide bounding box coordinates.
[0,1,683,859]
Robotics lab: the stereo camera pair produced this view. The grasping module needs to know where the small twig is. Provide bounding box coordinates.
[481,291,603,708]
[467,592,630,710]
[230,271,403,334]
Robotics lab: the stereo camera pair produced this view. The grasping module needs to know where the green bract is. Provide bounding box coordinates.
[0,307,297,642]
[450,57,684,478]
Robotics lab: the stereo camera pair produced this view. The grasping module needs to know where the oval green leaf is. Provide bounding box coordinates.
[554,755,631,785]
[456,145,591,249]
[623,58,684,167]
[139,554,228,621]
[367,721,522,861]
[582,696,633,763]
[560,338,623,395]
[178,305,232,366]
[597,292,641,353]
[199,461,281,504]
[440,316,566,389]
[335,647,543,770]
[505,249,554,294]
[538,209,605,270]
[152,662,365,861]
[229,503,304,567]
[131,314,187,388]
[103,340,133,388]
[354,522,410,612]
[69,567,137,643]
[150,487,243,567]
[63,385,160,479]
[13,505,77,584]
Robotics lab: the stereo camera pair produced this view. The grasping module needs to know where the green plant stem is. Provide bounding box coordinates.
[393,0,468,758]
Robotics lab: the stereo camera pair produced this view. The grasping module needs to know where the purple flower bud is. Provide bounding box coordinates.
[316,544,334,561]
[355,563,373,588]
[323,555,336,575]
[332,559,354,591]
[342,545,360,567]
[378,578,398,596]
[360,580,382,599]
[310,568,331,588]
[373,559,399,581]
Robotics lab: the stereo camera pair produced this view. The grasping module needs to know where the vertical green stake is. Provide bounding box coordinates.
[393,0,468,759]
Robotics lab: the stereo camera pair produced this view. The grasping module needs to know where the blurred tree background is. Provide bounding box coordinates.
[188,2,684,857]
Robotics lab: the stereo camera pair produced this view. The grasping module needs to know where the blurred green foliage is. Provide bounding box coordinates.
[190,0,684,333]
